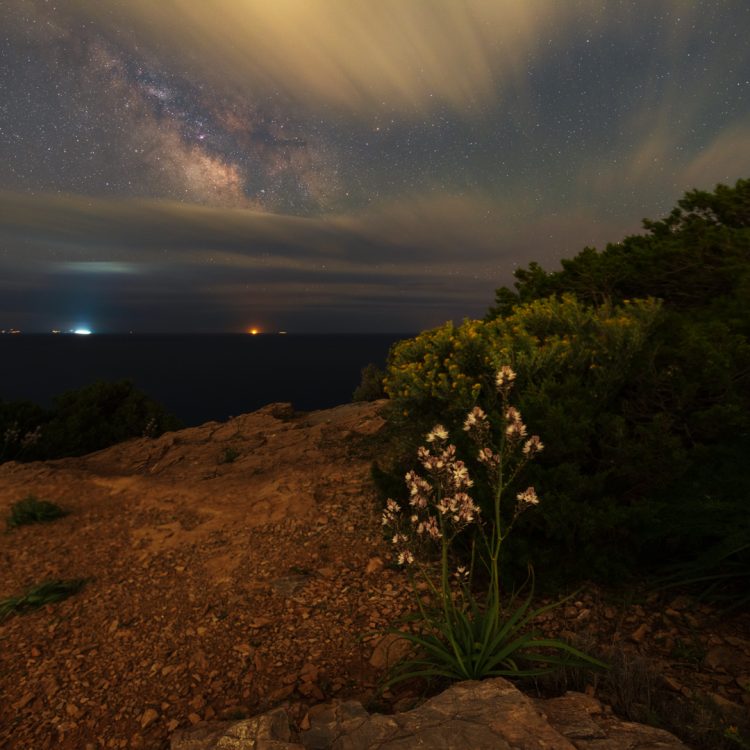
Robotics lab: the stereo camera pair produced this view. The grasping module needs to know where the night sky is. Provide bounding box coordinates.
[1,1,749,333]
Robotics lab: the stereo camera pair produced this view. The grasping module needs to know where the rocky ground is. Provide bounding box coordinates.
[0,400,748,750]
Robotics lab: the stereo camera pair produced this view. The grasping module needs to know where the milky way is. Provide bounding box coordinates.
[1,1,749,332]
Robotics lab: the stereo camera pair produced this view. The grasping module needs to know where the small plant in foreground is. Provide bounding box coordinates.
[0,579,88,622]
[6,495,69,529]
[381,366,607,686]
[219,446,241,464]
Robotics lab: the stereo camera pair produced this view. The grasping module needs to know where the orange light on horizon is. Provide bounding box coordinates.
[248,327,260,335]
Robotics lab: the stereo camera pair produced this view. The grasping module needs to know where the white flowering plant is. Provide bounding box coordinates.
[382,365,606,684]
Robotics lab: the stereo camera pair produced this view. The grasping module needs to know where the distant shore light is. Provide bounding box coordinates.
[248,327,260,335]
[73,328,92,335]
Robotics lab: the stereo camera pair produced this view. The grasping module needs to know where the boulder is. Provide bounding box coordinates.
[171,677,689,750]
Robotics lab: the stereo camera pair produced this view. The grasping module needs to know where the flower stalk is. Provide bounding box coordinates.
[382,366,607,685]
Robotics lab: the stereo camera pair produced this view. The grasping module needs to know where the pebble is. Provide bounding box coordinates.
[630,623,649,643]
[140,708,158,729]
[662,675,683,693]
[365,557,384,575]
[14,692,35,710]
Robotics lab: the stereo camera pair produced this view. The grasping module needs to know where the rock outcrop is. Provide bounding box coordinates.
[171,677,689,749]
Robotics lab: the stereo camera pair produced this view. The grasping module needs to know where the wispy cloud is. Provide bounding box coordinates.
[681,121,750,188]
[56,262,141,275]
[71,0,599,116]
[0,189,619,273]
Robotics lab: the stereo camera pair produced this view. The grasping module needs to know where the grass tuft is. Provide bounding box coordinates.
[655,531,750,612]
[0,578,88,622]
[6,495,68,529]
[219,446,241,464]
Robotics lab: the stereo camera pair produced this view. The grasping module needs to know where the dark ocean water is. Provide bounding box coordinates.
[0,334,411,426]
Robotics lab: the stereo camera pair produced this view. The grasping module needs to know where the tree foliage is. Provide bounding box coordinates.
[487,178,750,325]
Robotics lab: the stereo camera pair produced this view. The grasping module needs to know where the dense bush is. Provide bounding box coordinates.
[380,179,750,586]
[1,380,180,463]
[0,399,47,462]
[352,363,386,402]
[384,296,666,582]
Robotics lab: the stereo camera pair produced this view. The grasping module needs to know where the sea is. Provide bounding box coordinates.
[0,333,411,426]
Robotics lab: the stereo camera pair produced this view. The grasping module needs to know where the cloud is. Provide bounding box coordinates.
[0,182,692,331]
[56,262,141,275]
[0,190,496,265]
[69,0,598,116]
[0,188,616,278]
[681,122,750,188]
[0,196,485,331]
[578,117,750,215]
[0,187,638,331]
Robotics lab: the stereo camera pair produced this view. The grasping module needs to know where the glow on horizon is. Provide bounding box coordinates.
[73,328,92,335]
[248,327,260,335]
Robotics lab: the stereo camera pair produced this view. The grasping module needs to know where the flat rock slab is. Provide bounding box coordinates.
[172,678,689,750]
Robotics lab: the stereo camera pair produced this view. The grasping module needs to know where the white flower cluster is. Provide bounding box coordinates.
[477,446,500,470]
[522,435,544,457]
[495,365,517,388]
[425,424,449,443]
[405,470,432,509]
[381,498,402,526]
[453,565,469,582]
[516,486,540,507]
[504,406,528,441]
[415,514,441,540]
[463,406,487,431]
[436,491,479,525]
[383,366,544,567]
[385,422,482,565]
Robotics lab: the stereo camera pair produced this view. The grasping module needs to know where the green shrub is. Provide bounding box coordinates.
[6,495,68,529]
[353,363,387,402]
[219,446,241,464]
[492,180,750,584]
[0,380,181,464]
[384,295,668,583]
[0,579,88,622]
[0,399,49,462]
